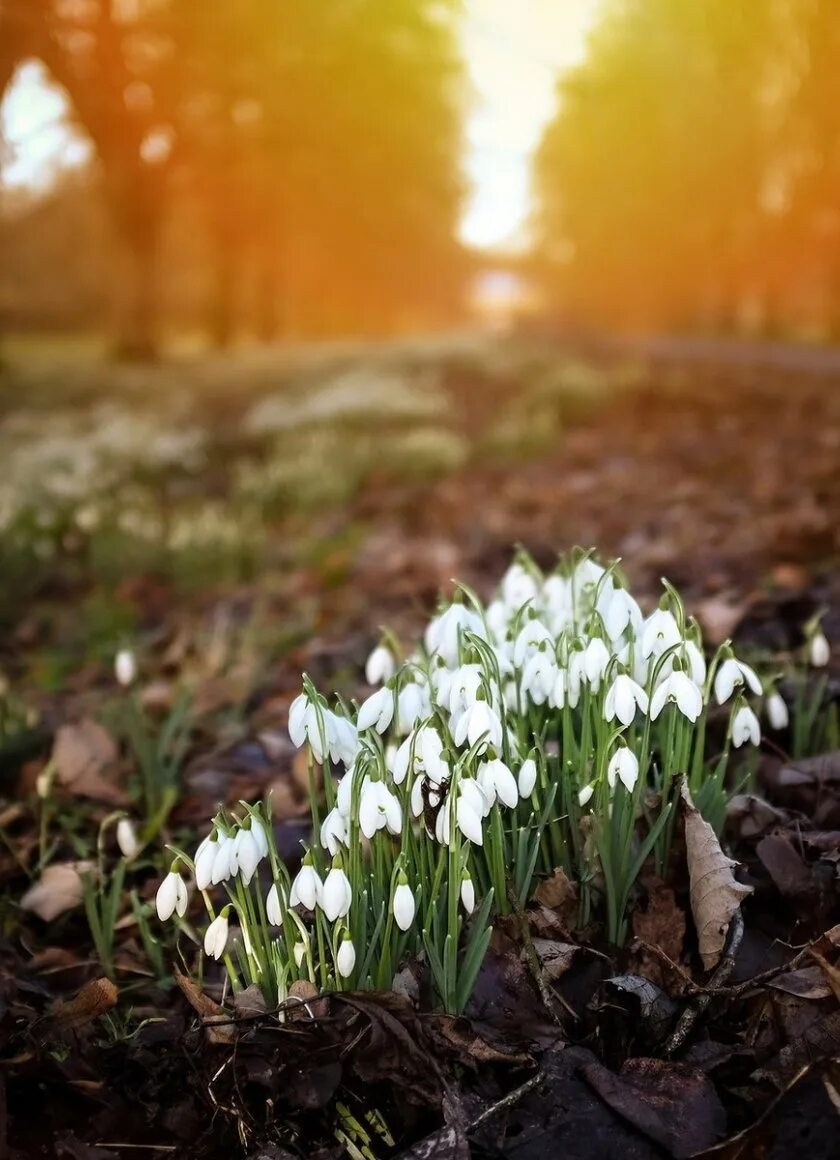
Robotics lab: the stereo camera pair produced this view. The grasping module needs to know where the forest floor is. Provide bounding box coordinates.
[0,331,839,1158]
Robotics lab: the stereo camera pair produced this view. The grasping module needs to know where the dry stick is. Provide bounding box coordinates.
[467,1069,545,1134]
[508,887,578,1025]
[663,910,744,1057]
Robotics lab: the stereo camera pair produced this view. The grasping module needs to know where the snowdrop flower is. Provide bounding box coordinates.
[397,681,428,734]
[266,882,285,926]
[604,674,649,726]
[365,644,395,686]
[288,693,329,763]
[766,691,789,731]
[156,866,188,921]
[485,599,511,643]
[293,940,307,970]
[809,630,830,668]
[320,807,348,855]
[714,657,763,704]
[290,858,322,910]
[641,608,681,659]
[357,686,394,734]
[731,704,760,748]
[447,663,484,719]
[598,587,642,642]
[650,671,704,722]
[477,758,518,810]
[336,932,356,978]
[358,780,402,838]
[456,784,485,844]
[116,818,139,860]
[203,909,230,961]
[392,875,416,932]
[395,725,447,787]
[582,637,611,691]
[115,648,137,687]
[607,748,639,793]
[454,699,503,753]
[234,824,262,886]
[328,714,359,766]
[211,834,236,885]
[513,617,554,668]
[425,603,481,667]
[518,757,537,798]
[578,784,594,807]
[572,557,607,604]
[195,832,219,891]
[501,560,539,611]
[543,574,574,631]
[681,640,707,686]
[321,860,352,922]
[460,871,475,915]
[520,649,557,706]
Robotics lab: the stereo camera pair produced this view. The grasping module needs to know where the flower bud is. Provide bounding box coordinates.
[116,817,139,860]
[766,691,789,731]
[460,872,475,915]
[336,933,356,978]
[809,630,830,668]
[115,649,137,687]
[203,910,230,961]
[393,878,415,932]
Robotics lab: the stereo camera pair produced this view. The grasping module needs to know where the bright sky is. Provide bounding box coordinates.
[0,0,600,250]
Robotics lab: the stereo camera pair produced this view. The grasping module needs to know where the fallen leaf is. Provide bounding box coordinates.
[681,780,752,970]
[582,1057,727,1158]
[768,965,833,1001]
[808,948,840,1004]
[52,719,127,805]
[528,938,579,983]
[632,878,686,986]
[533,867,578,923]
[46,977,118,1033]
[756,833,815,898]
[173,966,234,1044]
[21,861,92,921]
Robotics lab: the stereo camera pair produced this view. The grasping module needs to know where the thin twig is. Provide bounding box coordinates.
[467,1069,545,1133]
[663,910,744,1057]
[508,887,578,1025]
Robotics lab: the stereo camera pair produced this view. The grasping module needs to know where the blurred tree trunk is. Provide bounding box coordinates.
[110,182,162,362]
[209,229,236,349]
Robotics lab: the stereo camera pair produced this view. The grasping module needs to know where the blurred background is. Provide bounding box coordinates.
[0,0,838,676]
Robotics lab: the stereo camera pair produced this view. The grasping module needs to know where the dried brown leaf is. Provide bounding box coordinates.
[46,977,118,1033]
[680,781,752,970]
[21,861,92,921]
[173,966,234,1044]
[52,719,127,805]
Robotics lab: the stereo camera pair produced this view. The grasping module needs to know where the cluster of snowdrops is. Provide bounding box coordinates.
[155,550,827,1014]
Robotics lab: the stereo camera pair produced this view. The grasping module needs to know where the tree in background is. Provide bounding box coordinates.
[533,0,840,336]
[1,0,468,355]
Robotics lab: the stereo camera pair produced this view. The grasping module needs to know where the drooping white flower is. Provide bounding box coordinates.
[358,780,402,838]
[604,674,649,726]
[290,861,322,910]
[454,699,503,754]
[156,868,188,921]
[115,649,137,688]
[425,603,482,667]
[598,587,642,642]
[235,825,261,886]
[513,618,554,668]
[518,757,537,798]
[328,714,359,766]
[447,663,484,719]
[543,574,574,632]
[766,691,789,731]
[641,608,682,659]
[320,807,348,855]
[288,694,330,763]
[809,630,830,668]
[460,872,475,914]
[336,933,356,978]
[582,637,611,691]
[714,657,763,704]
[321,863,352,922]
[397,681,429,734]
[288,692,309,748]
[116,818,139,860]
[393,878,416,932]
[731,704,761,748]
[520,649,557,706]
[607,748,639,793]
[357,686,394,734]
[266,882,285,926]
[456,788,484,845]
[211,834,236,885]
[195,832,219,891]
[203,910,230,961]
[365,645,395,686]
[477,758,518,810]
[578,784,594,807]
[650,671,704,722]
[501,560,539,612]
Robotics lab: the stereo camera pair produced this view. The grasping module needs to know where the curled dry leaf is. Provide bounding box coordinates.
[45,977,118,1033]
[680,780,752,970]
[21,861,92,921]
[173,966,234,1045]
[52,718,128,805]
